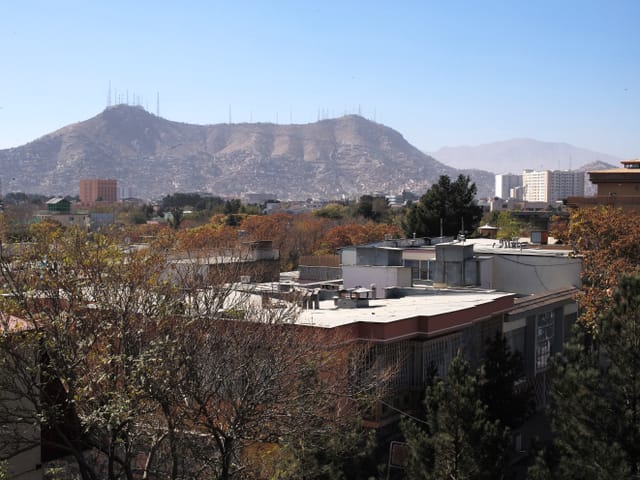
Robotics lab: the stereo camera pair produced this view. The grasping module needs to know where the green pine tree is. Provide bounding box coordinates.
[479,333,533,430]
[536,273,640,479]
[402,354,511,480]
[402,175,482,238]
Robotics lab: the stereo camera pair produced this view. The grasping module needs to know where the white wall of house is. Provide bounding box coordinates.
[343,266,412,298]
[341,248,357,266]
[482,254,581,295]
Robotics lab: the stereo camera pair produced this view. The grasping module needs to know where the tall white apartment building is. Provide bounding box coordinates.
[522,170,585,202]
[495,173,522,199]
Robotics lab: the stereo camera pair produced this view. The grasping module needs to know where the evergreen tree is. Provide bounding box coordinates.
[275,423,379,480]
[402,354,511,480]
[536,273,640,479]
[402,175,482,238]
[480,333,533,430]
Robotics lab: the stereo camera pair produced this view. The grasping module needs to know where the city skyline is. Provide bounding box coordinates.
[1,1,639,158]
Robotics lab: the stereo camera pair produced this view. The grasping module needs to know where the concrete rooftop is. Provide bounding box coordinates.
[297,288,514,328]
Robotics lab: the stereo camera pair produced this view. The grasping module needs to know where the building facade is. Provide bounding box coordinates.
[522,170,584,203]
[567,159,640,209]
[79,179,118,206]
[495,173,522,199]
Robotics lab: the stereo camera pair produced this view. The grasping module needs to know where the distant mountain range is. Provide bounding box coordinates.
[0,106,622,201]
[431,138,621,174]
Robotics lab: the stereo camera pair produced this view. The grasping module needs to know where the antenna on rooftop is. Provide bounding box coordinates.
[107,81,112,107]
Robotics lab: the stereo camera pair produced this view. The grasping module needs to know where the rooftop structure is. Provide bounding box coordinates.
[566,159,640,209]
[297,287,514,330]
[45,197,70,213]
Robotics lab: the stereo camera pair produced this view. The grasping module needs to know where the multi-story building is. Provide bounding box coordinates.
[495,173,522,199]
[522,170,584,203]
[79,179,118,206]
[567,159,640,209]
[296,237,580,446]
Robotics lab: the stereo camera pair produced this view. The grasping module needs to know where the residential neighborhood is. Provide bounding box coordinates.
[2,160,639,478]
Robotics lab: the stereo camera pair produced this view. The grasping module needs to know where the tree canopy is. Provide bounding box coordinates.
[0,227,377,479]
[403,175,482,238]
[557,206,640,328]
[402,354,512,480]
[531,273,640,479]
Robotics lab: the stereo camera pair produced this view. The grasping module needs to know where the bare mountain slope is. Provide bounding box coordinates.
[432,138,621,174]
[0,106,464,200]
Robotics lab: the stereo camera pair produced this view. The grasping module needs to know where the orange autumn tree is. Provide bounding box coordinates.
[239,213,332,270]
[175,222,239,251]
[565,206,640,328]
[317,222,403,254]
[172,211,403,271]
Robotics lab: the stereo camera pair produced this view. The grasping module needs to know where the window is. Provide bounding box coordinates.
[404,259,419,279]
[535,311,554,372]
[422,333,462,380]
[505,327,525,356]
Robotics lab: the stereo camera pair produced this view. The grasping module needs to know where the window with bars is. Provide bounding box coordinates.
[349,341,416,393]
[535,311,554,372]
[422,333,462,381]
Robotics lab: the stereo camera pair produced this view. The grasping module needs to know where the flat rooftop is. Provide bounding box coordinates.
[297,287,514,329]
[438,237,574,257]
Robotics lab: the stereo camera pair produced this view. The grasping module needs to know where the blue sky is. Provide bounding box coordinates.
[1,1,639,158]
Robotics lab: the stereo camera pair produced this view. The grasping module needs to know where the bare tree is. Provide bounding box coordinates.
[0,227,379,479]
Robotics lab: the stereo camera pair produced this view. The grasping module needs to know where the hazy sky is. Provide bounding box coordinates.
[1,1,639,158]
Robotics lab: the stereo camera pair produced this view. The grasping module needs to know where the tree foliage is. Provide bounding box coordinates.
[562,207,640,327]
[402,354,511,480]
[479,333,533,430]
[403,175,483,238]
[533,273,640,479]
[495,211,522,240]
[274,422,379,480]
[0,227,375,479]
[317,222,402,254]
[354,195,390,223]
[314,203,349,220]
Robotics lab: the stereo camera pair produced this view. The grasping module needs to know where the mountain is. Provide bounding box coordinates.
[575,160,618,172]
[0,105,467,201]
[431,138,622,174]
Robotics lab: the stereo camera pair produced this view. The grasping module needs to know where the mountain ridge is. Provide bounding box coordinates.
[0,106,622,201]
[430,138,621,174]
[0,105,460,200]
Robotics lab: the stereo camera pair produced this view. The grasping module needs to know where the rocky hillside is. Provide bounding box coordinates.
[0,105,480,200]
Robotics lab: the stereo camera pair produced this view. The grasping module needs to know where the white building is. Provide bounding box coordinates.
[522,170,584,202]
[495,173,522,199]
